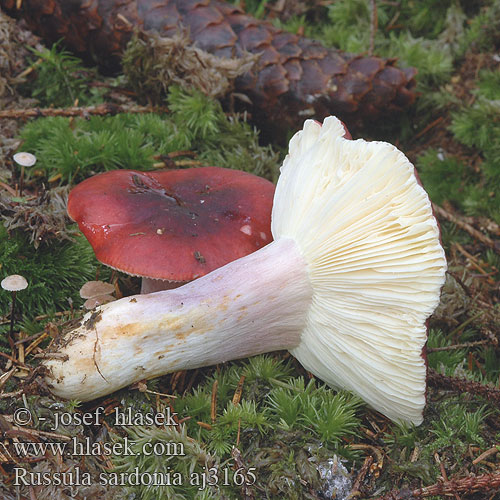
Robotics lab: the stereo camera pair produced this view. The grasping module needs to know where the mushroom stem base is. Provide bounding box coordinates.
[44,238,312,401]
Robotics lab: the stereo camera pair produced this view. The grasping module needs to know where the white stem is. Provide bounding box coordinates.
[44,238,312,401]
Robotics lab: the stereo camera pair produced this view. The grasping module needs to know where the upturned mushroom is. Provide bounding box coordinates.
[67,167,275,293]
[43,117,447,425]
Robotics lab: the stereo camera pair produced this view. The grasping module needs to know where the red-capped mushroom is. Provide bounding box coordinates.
[68,167,275,293]
[45,117,446,424]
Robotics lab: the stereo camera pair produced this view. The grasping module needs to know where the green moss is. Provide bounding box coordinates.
[0,226,103,317]
[416,149,469,206]
[110,424,218,500]
[2,2,499,497]
[228,0,270,18]
[448,95,500,221]
[477,347,500,384]
[429,399,491,450]
[416,91,500,223]
[22,42,102,107]
[384,396,494,486]
[386,33,454,86]
[450,100,500,151]
[18,87,279,184]
[476,69,500,99]
[112,355,363,498]
[457,1,500,54]
[427,329,467,375]
[268,378,361,443]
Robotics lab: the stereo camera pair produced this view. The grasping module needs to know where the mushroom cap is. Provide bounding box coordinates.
[79,281,115,299]
[1,274,28,292]
[68,167,275,281]
[13,152,36,167]
[83,294,116,310]
[272,117,447,424]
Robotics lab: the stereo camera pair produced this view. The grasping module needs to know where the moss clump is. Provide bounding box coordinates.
[110,424,218,500]
[417,68,500,222]
[111,356,363,499]
[383,396,495,486]
[427,329,468,375]
[123,30,257,102]
[416,149,469,208]
[18,86,279,184]
[22,42,101,107]
[0,226,102,318]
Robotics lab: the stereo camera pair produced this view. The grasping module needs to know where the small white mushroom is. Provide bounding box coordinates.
[83,295,116,310]
[79,280,117,310]
[13,152,37,167]
[43,117,447,425]
[1,274,28,341]
[1,275,28,292]
[79,280,116,299]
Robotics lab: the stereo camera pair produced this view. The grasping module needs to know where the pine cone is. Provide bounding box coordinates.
[1,0,417,133]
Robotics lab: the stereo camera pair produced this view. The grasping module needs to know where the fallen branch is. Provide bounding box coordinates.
[373,471,500,499]
[427,339,494,352]
[427,368,500,404]
[0,103,168,120]
[414,471,500,497]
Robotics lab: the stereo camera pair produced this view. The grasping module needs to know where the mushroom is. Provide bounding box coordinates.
[79,281,116,310]
[67,167,275,293]
[13,152,37,168]
[43,117,447,424]
[13,152,36,197]
[1,274,28,342]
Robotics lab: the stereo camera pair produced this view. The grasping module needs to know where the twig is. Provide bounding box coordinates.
[434,452,462,500]
[141,388,177,399]
[152,159,204,169]
[472,446,500,465]
[0,103,168,120]
[0,390,23,399]
[427,368,500,404]
[0,181,17,196]
[350,443,384,465]
[170,370,185,392]
[445,310,485,340]
[373,471,500,499]
[34,310,73,321]
[454,242,496,285]
[14,331,44,345]
[25,332,49,357]
[412,116,444,141]
[5,426,72,442]
[433,203,500,254]
[0,351,30,369]
[427,339,493,352]
[196,421,212,430]
[182,369,199,396]
[351,455,374,496]
[414,471,500,497]
[0,369,16,391]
